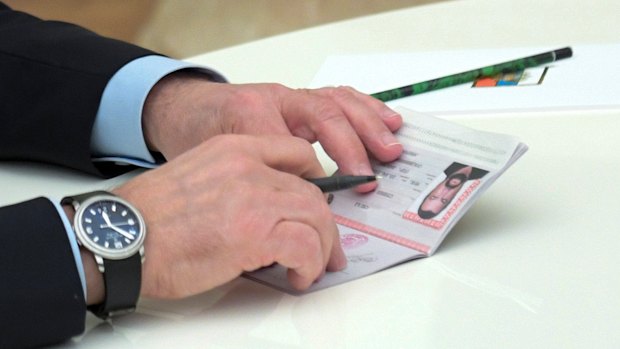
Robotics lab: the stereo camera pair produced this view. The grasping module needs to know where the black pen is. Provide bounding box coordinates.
[307,175,378,192]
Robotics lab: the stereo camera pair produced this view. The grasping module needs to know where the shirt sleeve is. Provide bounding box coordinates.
[90,55,227,167]
[51,199,87,297]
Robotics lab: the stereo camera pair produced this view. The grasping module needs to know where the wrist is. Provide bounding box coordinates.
[142,70,216,158]
[62,204,105,305]
[80,248,105,305]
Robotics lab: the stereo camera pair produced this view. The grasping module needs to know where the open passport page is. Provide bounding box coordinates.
[246,107,528,294]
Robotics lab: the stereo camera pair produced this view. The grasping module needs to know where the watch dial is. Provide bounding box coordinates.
[80,200,142,251]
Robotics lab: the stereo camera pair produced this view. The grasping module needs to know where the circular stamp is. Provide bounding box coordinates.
[340,233,368,250]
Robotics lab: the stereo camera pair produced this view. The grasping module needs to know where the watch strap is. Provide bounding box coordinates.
[87,253,142,319]
[61,190,112,206]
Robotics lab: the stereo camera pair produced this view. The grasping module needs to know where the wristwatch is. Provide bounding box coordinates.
[62,190,146,319]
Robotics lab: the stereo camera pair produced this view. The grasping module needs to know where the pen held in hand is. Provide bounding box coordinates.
[307,175,378,192]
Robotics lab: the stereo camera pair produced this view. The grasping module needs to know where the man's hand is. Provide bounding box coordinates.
[142,72,404,192]
[111,134,347,299]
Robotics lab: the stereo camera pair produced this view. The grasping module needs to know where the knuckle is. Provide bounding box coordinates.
[272,136,319,166]
[295,226,322,251]
[207,134,237,150]
[289,223,323,260]
[333,85,354,96]
[328,85,355,100]
[220,88,265,113]
[290,137,318,160]
[231,88,262,105]
[292,189,332,220]
[226,157,256,177]
[293,191,318,212]
[239,247,275,271]
[266,82,288,94]
[205,138,264,180]
[226,83,287,105]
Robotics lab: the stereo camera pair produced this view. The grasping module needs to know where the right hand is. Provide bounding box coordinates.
[112,134,347,299]
[142,75,403,193]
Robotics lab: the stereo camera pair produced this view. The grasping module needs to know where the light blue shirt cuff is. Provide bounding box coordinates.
[50,199,87,299]
[91,55,226,165]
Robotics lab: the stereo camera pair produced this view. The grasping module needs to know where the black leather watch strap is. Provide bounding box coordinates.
[61,190,110,206]
[87,254,142,319]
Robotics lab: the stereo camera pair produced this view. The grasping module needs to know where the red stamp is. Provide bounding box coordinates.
[340,233,368,249]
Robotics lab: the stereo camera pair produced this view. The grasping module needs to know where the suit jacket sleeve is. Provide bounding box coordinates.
[0,198,86,348]
[0,2,156,176]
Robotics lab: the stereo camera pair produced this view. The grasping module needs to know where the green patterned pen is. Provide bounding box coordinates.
[371,47,572,102]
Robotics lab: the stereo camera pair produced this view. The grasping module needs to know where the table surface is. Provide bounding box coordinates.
[2,0,619,347]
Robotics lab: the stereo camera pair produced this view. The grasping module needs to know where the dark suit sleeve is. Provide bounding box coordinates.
[0,3,166,347]
[0,198,86,348]
[0,3,156,176]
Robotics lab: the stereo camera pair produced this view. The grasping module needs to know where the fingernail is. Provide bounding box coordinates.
[355,164,377,193]
[337,252,348,270]
[381,131,402,148]
[381,108,400,119]
[358,163,373,176]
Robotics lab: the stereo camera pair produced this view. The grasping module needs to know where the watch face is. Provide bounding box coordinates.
[75,196,146,259]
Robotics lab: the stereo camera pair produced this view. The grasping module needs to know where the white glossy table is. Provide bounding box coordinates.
[3,0,619,347]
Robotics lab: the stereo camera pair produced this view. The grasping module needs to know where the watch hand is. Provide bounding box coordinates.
[99,222,134,229]
[107,223,136,241]
[101,211,135,240]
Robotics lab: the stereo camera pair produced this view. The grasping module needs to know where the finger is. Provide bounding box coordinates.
[317,86,403,163]
[264,174,343,270]
[226,135,327,179]
[270,221,325,290]
[326,226,347,272]
[280,88,402,194]
[249,169,347,277]
[340,86,403,133]
[281,92,373,178]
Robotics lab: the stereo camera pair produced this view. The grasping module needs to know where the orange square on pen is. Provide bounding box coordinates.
[473,77,497,87]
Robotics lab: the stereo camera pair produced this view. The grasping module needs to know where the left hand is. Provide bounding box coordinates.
[142,72,404,192]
